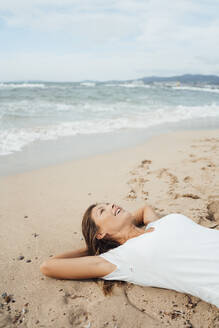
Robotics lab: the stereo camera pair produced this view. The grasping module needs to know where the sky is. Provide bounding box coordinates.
[0,0,219,81]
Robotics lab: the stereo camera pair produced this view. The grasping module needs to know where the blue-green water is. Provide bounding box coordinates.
[0,80,219,156]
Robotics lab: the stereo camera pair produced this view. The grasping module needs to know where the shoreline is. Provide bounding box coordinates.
[1,116,219,177]
[0,129,218,327]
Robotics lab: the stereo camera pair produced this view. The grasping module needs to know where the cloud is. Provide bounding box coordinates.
[0,0,219,80]
[1,1,140,44]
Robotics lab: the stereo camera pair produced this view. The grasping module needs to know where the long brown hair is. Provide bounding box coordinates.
[82,203,126,295]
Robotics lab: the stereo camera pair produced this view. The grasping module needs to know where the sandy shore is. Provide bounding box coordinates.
[0,129,219,327]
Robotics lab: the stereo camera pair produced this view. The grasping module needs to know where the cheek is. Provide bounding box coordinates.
[101,215,113,228]
[105,215,117,229]
[122,211,132,220]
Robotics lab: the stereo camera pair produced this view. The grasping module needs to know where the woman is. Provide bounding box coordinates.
[40,202,219,308]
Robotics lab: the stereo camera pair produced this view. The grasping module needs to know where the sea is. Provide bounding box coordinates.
[0,80,219,176]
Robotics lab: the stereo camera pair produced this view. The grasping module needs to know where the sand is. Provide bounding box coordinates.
[0,129,219,328]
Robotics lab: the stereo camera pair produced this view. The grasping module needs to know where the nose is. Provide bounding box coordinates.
[111,203,118,215]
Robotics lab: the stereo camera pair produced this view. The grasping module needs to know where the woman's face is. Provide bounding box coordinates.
[91,202,133,240]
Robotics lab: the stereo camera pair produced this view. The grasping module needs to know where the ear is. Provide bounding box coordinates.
[96,231,106,240]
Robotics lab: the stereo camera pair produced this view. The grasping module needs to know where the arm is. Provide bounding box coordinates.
[132,204,160,226]
[40,255,116,279]
[49,247,89,260]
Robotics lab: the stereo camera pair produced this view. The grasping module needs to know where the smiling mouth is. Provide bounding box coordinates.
[115,206,122,216]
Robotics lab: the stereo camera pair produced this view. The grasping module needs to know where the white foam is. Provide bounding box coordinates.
[0,83,45,89]
[172,85,219,93]
[104,83,151,88]
[1,103,219,156]
[80,82,96,87]
[1,100,84,117]
[1,99,129,117]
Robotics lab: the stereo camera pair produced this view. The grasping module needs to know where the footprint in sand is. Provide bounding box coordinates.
[201,137,219,143]
[190,157,209,163]
[128,165,180,201]
[138,159,152,169]
[127,178,138,184]
[189,157,216,170]
[68,306,89,326]
[182,193,200,200]
[126,160,152,201]
[183,176,192,183]
[156,168,179,185]
[206,200,219,222]
[126,189,137,200]
[156,168,179,197]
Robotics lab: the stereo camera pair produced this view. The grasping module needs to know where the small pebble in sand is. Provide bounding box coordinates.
[17,255,25,260]
[1,293,13,304]
[32,233,39,237]
[26,259,32,263]
[24,215,28,218]
[22,307,28,314]
[12,313,21,324]
[127,189,137,199]
[141,159,152,165]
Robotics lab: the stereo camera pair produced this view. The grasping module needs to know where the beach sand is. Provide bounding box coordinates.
[0,129,219,328]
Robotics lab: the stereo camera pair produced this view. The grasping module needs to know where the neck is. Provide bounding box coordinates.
[116,224,146,245]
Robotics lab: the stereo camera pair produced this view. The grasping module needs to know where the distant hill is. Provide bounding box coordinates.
[7,74,219,84]
[138,74,219,84]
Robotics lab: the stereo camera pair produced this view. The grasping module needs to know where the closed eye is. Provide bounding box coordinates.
[100,203,109,215]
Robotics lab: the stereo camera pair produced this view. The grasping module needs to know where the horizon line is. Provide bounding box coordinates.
[1,73,219,83]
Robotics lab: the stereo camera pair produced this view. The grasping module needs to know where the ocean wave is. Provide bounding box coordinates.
[0,83,46,89]
[171,85,219,94]
[80,82,96,87]
[0,100,118,119]
[0,103,219,156]
[0,120,126,155]
[104,83,151,88]
[121,83,151,88]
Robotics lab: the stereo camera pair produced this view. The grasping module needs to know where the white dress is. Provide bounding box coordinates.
[99,213,219,308]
